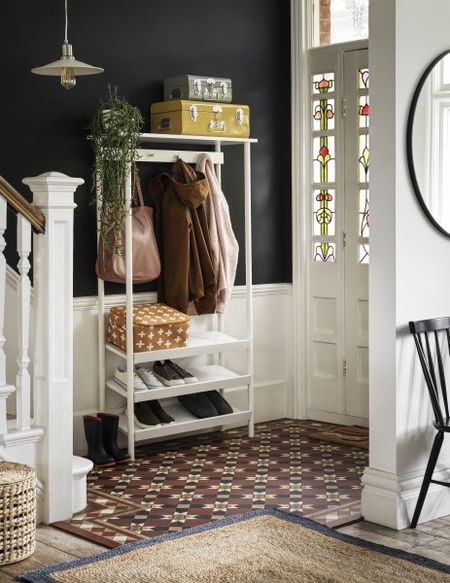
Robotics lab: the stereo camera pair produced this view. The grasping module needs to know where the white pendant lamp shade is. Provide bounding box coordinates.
[32,1,103,89]
[32,43,104,77]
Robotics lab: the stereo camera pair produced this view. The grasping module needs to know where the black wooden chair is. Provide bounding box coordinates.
[409,317,450,528]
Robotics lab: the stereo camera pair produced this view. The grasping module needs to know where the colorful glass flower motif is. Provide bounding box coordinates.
[359,146,370,178]
[360,69,369,89]
[314,78,334,93]
[315,243,335,262]
[317,145,331,166]
[359,103,369,116]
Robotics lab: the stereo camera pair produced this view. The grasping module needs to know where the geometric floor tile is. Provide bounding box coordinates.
[53,419,368,548]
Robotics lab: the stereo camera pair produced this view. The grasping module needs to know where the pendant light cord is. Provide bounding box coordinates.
[64,0,68,42]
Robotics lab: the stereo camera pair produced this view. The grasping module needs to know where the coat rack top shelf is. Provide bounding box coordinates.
[139,132,258,146]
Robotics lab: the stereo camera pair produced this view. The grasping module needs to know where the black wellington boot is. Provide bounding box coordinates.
[83,416,115,467]
[97,413,131,464]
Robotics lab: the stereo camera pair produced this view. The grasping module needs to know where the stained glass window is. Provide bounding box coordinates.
[312,72,336,263]
[358,135,370,183]
[357,68,369,264]
[314,242,336,263]
[358,96,369,128]
[359,68,369,89]
[359,244,369,264]
[313,99,336,131]
[358,190,369,238]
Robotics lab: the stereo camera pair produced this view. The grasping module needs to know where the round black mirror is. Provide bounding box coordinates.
[407,50,450,237]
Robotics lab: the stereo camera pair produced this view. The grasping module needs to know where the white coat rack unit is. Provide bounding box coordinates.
[97,133,257,459]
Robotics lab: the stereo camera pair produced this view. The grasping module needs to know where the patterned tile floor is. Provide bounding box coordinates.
[54,419,368,548]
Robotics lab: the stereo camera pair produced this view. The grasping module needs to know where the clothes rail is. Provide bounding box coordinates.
[136,149,224,165]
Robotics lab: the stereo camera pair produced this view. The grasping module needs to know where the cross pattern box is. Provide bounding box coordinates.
[107,303,191,353]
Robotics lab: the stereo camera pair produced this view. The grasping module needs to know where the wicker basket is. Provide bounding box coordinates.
[0,462,36,565]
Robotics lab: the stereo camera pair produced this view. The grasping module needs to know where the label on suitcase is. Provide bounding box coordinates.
[151,100,250,138]
[164,75,232,103]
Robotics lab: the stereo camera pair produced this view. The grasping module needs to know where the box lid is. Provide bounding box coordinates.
[110,303,190,325]
[151,100,248,115]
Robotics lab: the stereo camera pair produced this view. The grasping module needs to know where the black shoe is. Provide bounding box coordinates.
[147,400,175,424]
[97,413,130,463]
[178,393,218,418]
[83,416,115,467]
[134,402,161,428]
[166,360,198,384]
[206,391,233,415]
[153,361,184,386]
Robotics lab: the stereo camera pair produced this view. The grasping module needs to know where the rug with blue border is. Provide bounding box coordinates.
[18,508,450,582]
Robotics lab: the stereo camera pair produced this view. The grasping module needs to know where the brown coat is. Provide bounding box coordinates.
[149,159,217,315]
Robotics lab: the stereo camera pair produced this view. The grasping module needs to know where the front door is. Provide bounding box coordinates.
[307,45,369,425]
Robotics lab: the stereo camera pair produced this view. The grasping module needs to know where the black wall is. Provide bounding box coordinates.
[0,0,291,296]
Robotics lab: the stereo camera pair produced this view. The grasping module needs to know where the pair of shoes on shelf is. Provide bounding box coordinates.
[178,390,233,419]
[114,366,165,390]
[83,413,130,467]
[153,360,197,387]
[134,401,175,428]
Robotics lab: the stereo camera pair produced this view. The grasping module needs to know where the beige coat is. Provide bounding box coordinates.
[196,154,239,313]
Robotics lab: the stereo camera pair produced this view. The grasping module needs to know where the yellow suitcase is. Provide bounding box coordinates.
[151,100,250,138]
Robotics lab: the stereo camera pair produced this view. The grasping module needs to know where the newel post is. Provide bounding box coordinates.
[23,172,83,523]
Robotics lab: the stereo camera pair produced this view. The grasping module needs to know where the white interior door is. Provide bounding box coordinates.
[307,44,369,426]
[343,49,369,419]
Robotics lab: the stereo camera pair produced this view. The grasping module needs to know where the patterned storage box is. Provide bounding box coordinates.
[107,303,191,353]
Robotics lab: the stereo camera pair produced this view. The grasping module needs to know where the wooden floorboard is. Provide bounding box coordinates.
[338,519,450,566]
[0,526,105,581]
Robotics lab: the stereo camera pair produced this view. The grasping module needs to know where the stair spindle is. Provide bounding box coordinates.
[16,215,32,430]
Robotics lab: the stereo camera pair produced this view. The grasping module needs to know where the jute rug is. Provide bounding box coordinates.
[20,509,450,583]
[308,425,369,449]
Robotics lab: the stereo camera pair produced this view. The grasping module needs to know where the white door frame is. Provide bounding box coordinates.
[290,0,368,420]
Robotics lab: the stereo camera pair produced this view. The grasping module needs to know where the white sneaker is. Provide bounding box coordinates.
[135,366,165,389]
[114,366,147,391]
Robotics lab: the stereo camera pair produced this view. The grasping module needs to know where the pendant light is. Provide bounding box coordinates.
[32,0,103,90]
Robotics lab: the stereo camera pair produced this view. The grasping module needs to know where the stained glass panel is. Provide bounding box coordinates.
[313,242,336,263]
[313,99,336,131]
[313,189,336,237]
[359,243,369,264]
[313,136,336,183]
[359,68,369,89]
[313,73,335,94]
[358,134,370,183]
[358,189,369,238]
[358,96,369,128]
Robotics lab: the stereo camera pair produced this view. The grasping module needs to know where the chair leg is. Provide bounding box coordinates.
[410,431,444,528]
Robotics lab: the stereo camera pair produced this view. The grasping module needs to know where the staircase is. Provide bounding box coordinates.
[0,172,89,524]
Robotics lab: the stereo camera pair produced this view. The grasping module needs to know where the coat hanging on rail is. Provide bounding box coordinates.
[196,154,239,314]
[149,158,217,315]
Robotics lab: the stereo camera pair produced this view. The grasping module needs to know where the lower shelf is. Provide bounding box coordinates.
[118,403,252,441]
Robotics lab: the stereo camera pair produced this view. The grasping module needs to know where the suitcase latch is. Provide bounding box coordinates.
[189,104,199,122]
[236,108,244,125]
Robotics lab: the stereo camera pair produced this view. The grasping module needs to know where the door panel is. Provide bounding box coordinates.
[343,49,369,419]
[307,45,369,425]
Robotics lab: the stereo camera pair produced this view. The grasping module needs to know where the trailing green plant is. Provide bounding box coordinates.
[89,86,144,255]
